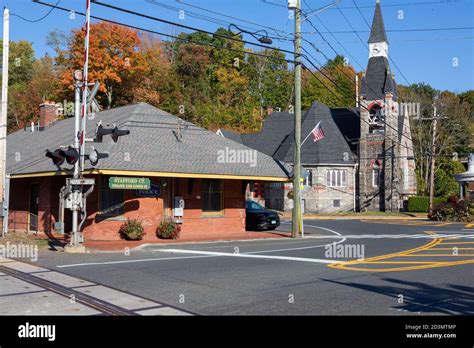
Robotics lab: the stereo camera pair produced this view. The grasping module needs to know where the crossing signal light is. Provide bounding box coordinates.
[86,147,109,166]
[45,146,79,166]
[60,146,80,165]
[45,149,65,166]
[111,127,130,143]
[94,121,130,143]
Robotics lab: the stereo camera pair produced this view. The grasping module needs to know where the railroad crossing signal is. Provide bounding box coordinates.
[45,146,80,166]
[94,121,130,143]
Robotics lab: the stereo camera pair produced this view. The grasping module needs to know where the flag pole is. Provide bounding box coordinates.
[301,121,320,146]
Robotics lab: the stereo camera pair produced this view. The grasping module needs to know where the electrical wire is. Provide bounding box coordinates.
[10,0,61,22]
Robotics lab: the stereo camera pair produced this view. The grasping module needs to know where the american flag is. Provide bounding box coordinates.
[311,121,325,142]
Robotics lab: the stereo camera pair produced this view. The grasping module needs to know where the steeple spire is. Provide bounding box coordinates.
[368,0,388,44]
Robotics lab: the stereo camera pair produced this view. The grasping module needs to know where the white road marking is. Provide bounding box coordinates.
[159,249,343,264]
[57,254,215,268]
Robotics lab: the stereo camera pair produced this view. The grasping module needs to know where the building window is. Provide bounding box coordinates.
[202,179,223,213]
[372,169,380,187]
[100,176,124,216]
[333,199,341,208]
[304,169,313,187]
[326,170,347,187]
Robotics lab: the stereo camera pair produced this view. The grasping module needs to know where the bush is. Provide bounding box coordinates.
[429,196,474,222]
[156,218,181,239]
[407,196,445,213]
[119,218,145,240]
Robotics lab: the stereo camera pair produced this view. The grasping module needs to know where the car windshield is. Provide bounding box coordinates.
[246,201,263,210]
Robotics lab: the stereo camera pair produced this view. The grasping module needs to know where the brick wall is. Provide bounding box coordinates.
[8,175,247,241]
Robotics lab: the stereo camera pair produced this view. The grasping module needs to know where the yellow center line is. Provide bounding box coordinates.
[439,242,474,245]
[430,247,474,250]
[465,223,474,228]
[399,254,474,257]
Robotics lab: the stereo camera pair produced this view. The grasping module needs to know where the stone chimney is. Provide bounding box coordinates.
[266,106,274,116]
[39,101,59,128]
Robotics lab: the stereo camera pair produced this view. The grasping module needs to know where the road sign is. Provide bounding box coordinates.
[109,177,150,190]
[70,178,95,186]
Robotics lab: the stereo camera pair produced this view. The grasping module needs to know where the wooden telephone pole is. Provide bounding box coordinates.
[1,8,9,237]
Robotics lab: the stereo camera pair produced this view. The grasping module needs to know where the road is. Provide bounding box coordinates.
[2,219,474,315]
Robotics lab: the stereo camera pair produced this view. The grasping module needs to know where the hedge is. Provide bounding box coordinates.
[407,196,445,213]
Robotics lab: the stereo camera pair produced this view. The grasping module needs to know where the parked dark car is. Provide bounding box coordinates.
[245,200,280,231]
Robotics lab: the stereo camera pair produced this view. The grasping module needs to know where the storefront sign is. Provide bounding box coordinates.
[109,177,150,190]
[135,183,161,197]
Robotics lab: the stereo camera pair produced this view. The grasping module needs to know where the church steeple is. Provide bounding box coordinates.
[360,0,397,101]
[368,0,388,44]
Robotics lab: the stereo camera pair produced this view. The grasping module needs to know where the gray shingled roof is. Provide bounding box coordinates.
[7,103,289,179]
[221,103,356,166]
[272,102,355,165]
[241,111,295,157]
[361,56,398,100]
[368,1,388,44]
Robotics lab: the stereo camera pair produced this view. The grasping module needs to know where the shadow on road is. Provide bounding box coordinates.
[320,277,474,315]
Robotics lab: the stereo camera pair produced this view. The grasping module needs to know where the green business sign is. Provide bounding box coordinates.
[109,177,151,190]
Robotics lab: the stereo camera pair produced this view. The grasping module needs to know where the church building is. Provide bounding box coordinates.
[219,0,417,213]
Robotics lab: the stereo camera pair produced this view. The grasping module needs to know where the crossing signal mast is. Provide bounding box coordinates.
[43,0,129,252]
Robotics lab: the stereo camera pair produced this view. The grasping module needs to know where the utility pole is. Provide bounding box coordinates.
[428,104,438,214]
[1,8,9,237]
[291,0,302,239]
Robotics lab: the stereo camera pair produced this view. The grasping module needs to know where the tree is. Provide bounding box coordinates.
[57,21,143,109]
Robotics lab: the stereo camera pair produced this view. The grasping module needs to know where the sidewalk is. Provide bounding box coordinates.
[0,258,192,315]
[84,230,290,251]
[279,212,428,220]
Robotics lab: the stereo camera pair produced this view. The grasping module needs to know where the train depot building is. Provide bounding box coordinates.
[6,102,289,241]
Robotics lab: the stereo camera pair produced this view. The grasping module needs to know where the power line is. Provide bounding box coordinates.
[302,26,474,34]
[173,0,294,41]
[302,1,365,70]
[91,0,296,56]
[34,0,296,64]
[35,0,415,150]
[350,0,411,85]
[301,59,416,153]
[11,0,61,22]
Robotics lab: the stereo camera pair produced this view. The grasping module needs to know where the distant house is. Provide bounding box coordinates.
[6,102,289,240]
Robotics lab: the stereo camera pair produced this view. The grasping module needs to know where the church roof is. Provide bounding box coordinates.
[368,0,388,44]
[219,103,356,166]
[361,56,398,100]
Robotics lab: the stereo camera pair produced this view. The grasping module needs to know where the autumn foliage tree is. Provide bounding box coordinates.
[57,22,143,109]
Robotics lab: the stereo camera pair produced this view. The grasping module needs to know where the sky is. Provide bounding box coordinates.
[1,0,473,93]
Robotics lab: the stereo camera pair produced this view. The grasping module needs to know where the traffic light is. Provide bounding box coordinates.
[45,149,65,166]
[45,146,79,166]
[94,121,130,143]
[86,147,109,166]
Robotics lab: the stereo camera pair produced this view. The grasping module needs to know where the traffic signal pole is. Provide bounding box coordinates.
[291,0,302,238]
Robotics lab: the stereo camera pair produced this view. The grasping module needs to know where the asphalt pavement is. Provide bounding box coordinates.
[5,219,474,315]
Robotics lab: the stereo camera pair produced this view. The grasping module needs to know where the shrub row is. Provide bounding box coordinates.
[407,196,445,213]
[429,196,474,222]
[119,218,181,241]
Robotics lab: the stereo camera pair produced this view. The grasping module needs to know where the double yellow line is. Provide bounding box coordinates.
[328,231,474,272]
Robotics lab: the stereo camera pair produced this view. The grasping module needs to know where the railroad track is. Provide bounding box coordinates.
[0,265,136,316]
